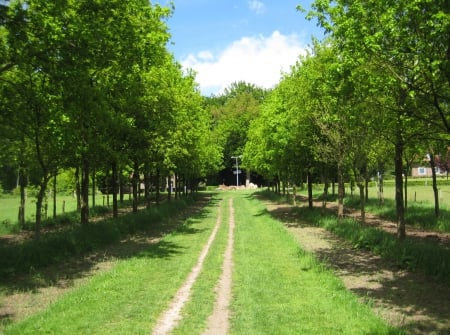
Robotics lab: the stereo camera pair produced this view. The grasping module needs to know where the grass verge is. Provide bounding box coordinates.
[231,191,404,334]
[0,195,200,278]
[3,194,223,335]
[260,190,450,285]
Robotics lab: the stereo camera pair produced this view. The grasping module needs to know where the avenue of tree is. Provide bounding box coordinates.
[0,0,222,237]
[242,0,450,239]
[2,0,450,240]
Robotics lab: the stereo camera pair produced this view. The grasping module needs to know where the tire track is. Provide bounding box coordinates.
[202,198,235,335]
[151,201,224,335]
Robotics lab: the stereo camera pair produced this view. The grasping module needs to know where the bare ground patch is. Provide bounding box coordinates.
[263,200,450,335]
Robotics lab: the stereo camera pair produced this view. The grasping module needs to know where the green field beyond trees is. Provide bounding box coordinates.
[2,191,403,334]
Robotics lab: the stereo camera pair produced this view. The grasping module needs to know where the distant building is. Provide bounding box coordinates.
[411,166,445,177]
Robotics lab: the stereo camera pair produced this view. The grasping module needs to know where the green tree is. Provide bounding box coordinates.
[307,0,434,238]
[210,82,267,185]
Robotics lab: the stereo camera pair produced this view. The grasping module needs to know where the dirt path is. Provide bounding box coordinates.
[263,199,450,335]
[152,198,235,335]
[202,198,235,335]
[151,202,224,335]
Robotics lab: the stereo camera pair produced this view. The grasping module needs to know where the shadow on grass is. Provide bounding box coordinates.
[309,232,450,335]
[259,197,450,335]
[0,193,216,292]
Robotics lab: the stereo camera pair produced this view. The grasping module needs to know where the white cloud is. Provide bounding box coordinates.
[181,31,306,95]
[248,0,265,15]
[197,51,214,61]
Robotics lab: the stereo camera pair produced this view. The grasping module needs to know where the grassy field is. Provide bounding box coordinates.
[2,191,403,334]
[0,193,137,235]
[304,181,450,207]
[1,179,448,230]
[0,195,78,230]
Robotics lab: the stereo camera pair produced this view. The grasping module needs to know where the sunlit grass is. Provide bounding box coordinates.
[230,191,403,334]
[0,195,78,225]
[172,195,230,335]
[3,191,405,334]
[3,194,224,335]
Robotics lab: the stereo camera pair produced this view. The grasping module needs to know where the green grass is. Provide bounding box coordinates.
[0,195,197,278]
[260,190,450,284]
[0,195,78,222]
[296,183,450,233]
[3,194,225,335]
[172,195,231,334]
[3,191,403,335]
[230,191,402,335]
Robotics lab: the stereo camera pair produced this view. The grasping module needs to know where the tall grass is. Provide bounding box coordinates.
[0,195,198,278]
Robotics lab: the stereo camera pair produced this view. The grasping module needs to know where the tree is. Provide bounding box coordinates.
[210,82,267,185]
[307,0,436,238]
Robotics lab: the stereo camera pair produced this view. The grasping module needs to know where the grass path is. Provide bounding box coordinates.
[2,191,404,334]
[202,198,235,335]
[151,199,224,335]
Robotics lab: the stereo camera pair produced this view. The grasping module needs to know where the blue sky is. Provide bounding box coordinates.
[154,1,324,95]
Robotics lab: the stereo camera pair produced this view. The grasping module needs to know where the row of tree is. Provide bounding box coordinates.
[0,0,222,237]
[242,0,450,239]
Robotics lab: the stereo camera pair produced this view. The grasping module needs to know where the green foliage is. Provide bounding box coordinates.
[209,82,267,174]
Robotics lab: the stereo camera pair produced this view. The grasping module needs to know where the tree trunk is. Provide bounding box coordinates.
[404,173,408,211]
[175,174,180,199]
[430,153,440,217]
[35,174,50,239]
[75,166,81,211]
[332,178,336,196]
[132,162,139,213]
[156,169,160,206]
[378,171,384,205]
[293,184,297,206]
[35,185,45,240]
[112,161,118,218]
[53,174,57,218]
[18,171,26,228]
[307,169,313,209]
[144,169,151,209]
[167,175,172,202]
[337,163,345,218]
[365,177,369,202]
[105,171,110,207]
[92,166,96,208]
[80,157,90,225]
[394,131,405,239]
[323,175,329,209]
[358,181,365,224]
